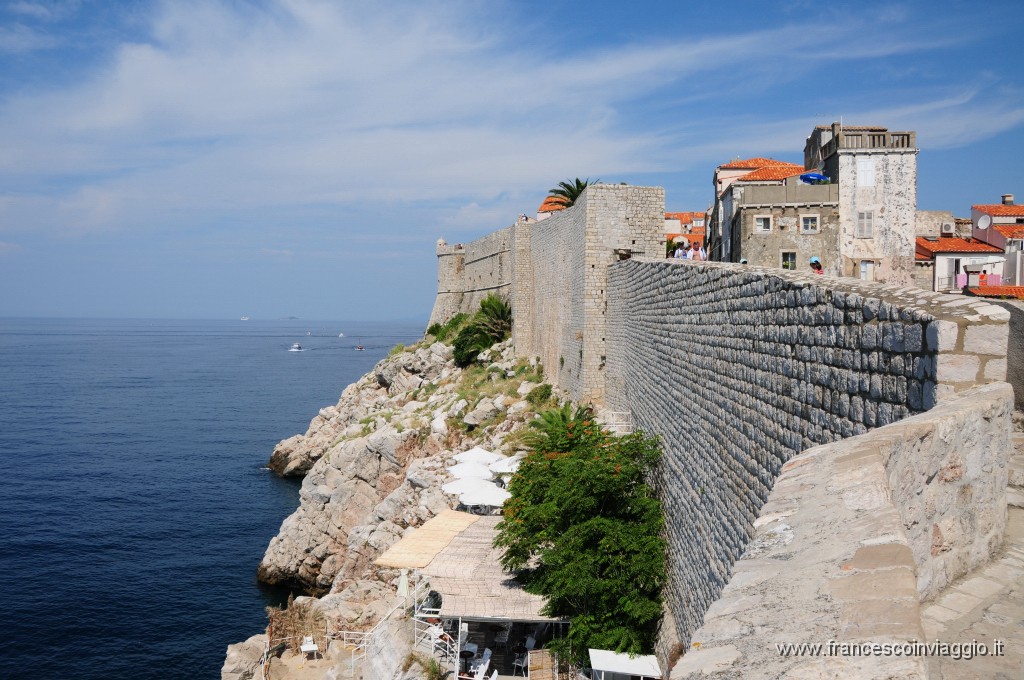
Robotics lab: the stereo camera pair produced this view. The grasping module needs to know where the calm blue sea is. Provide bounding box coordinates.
[0,318,423,680]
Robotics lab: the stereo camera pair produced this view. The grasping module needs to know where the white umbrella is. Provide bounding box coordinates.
[489,454,524,474]
[447,462,494,480]
[453,446,505,465]
[443,477,500,495]
[459,484,511,507]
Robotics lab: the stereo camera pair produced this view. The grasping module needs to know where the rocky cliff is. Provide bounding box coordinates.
[225,337,548,679]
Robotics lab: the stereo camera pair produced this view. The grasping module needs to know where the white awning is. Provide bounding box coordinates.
[588,649,661,679]
[447,462,495,480]
[454,446,506,465]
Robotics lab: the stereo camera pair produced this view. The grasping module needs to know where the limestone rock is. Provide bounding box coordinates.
[221,634,265,680]
[464,398,500,426]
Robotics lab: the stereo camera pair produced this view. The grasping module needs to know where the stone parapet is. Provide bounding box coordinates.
[673,383,1013,679]
[604,259,1010,664]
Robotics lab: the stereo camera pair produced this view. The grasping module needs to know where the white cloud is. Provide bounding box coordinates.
[0,22,54,52]
[0,0,1019,238]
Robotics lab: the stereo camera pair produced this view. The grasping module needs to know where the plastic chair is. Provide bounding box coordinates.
[512,652,527,676]
[300,636,319,659]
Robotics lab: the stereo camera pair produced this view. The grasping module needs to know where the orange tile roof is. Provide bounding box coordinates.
[538,196,567,213]
[665,211,706,224]
[915,237,1003,257]
[735,165,805,182]
[718,157,799,170]
[995,223,1024,239]
[965,286,1024,300]
[973,204,1024,217]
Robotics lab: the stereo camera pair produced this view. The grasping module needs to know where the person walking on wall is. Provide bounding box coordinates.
[809,256,823,275]
[673,243,686,259]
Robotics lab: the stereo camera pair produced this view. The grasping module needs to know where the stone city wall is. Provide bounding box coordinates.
[427,226,514,328]
[603,259,1010,663]
[431,184,664,403]
[674,383,1013,679]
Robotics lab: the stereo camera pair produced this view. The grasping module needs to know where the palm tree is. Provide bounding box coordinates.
[547,177,598,208]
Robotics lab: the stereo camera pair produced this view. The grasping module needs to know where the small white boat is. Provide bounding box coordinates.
[338,332,345,338]
[240,316,250,321]
[355,344,364,351]
[289,343,302,352]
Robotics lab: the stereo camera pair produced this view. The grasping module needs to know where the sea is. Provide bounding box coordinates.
[0,318,424,680]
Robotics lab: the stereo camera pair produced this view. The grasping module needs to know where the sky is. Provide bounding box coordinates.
[0,0,1022,320]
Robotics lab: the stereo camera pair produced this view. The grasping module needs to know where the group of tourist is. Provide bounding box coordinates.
[672,240,707,261]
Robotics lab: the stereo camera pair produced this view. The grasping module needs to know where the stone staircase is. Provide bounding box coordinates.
[919,419,1024,679]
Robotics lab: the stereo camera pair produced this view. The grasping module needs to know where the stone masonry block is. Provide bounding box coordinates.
[936,354,980,383]
[963,324,1008,357]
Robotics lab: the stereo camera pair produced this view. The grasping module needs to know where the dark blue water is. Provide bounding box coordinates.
[0,318,423,680]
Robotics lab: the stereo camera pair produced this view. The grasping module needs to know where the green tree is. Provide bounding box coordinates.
[452,294,513,367]
[494,405,666,665]
[547,177,598,208]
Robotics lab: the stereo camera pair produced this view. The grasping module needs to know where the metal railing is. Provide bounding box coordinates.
[602,411,634,435]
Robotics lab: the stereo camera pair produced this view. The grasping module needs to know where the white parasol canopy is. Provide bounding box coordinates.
[459,484,511,507]
[453,446,505,465]
[447,462,495,480]
[442,478,500,495]
[489,454,524,474]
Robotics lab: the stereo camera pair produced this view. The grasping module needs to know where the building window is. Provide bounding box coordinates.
[781,252,797,270]
[800,215,820,234]
[856,157,875,187]
[754,215,772,233]
[693,218,705,227]
[860,260,875,281]
[856,211,873,238]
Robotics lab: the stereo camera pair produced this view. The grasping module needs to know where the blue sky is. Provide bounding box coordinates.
[1,0,1022,320]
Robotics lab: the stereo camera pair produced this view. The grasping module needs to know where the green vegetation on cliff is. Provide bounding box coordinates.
[494,404,666,665]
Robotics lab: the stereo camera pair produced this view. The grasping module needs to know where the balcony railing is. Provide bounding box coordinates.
[820,131,915,158]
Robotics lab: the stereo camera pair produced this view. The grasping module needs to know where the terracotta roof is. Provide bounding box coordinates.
[538,196,567,213]
[665,211,706,224]
[965,286,1024,300]
[718,157,798,170]
[915,237,1003,257]
[995,223,1024,239]
[735,165,805,182]
[973,204,1024,217]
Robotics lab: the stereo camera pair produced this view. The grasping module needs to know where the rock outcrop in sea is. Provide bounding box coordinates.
[225,337,548,679]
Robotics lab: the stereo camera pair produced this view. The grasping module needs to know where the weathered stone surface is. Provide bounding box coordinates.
[221,634,265,680]
[674,385,1013,679]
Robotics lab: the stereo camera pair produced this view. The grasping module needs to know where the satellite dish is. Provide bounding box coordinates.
[977,214,992,230]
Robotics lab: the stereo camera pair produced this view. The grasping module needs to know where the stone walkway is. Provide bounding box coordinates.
[920,431,1024,679]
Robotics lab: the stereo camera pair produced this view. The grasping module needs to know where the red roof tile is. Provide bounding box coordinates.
[914,237,1003,256]
[665,211,706,224]
[718,157,799,170]
[735,165,805,182]
[995,223,1024,239]
[965,286,1024,300]
[538,196,567,213]
[973,204,1024,217]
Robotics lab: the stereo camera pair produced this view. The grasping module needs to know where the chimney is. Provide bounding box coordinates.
[1002,193,1015,206]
